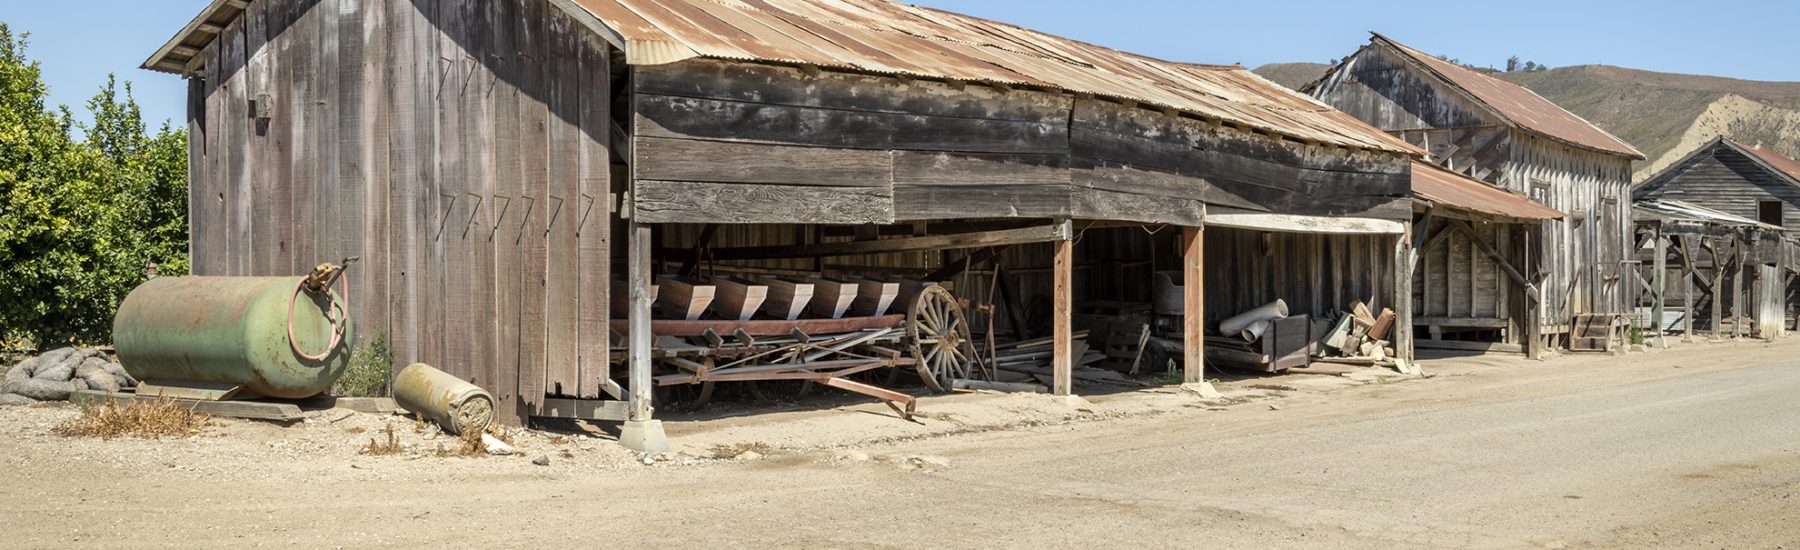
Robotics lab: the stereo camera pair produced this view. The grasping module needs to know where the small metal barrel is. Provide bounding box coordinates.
[112,276,354,399]
[392,363,495,436]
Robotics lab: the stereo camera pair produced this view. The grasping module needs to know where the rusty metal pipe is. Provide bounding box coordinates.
[392,363,494,436]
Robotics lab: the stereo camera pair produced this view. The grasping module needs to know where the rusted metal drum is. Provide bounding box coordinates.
[392,363,494,435]
[112,276,354,400]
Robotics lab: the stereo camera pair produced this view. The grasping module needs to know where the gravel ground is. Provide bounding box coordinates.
[2,338,1797,548]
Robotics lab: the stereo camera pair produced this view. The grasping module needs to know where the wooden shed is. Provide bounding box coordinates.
[1410,161,1565,354]
[1306,33,1647,354]
[1632,137,1800,340]
[146,0,1422,449]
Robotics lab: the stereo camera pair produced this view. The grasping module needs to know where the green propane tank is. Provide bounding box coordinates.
[112,263,355,400]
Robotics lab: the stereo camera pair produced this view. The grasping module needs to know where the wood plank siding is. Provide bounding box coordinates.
[1311,39,1637,331]
[628,59,1412,227]
[186,0,616,424]
[1637,144,1800,228]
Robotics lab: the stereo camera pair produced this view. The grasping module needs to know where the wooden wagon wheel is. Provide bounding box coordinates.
[908,285,979,393]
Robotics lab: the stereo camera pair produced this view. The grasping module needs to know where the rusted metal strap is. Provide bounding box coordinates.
[822,377,916,421]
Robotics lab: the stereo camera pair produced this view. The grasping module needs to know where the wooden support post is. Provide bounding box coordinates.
[1394,229,1414,363]
[1734,232,1746,339]
[1676,235,1695,342]
[1052,236,1074,397]
[1526,226,1543,360]
[1182,226,1205,383]
[1652,229,1667,348]
[1710,236,1724,340]
[621,220,667,452]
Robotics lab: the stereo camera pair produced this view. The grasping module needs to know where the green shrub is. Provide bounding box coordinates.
[0,24,188,348]
[333,335,393,397]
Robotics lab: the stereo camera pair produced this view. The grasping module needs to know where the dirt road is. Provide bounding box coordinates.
[4,339,1799,548]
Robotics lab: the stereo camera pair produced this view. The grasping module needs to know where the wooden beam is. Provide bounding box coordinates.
[1052,237,1073,396]
[1415,339,1525,354]
[1652,229,1667,347]
[1183,225,1205,383]
[627,221,654,422]
[1709,236,1724,339]
[1395,230,1415,362]
[1678,235,1696,342]
[669,221,1073,261]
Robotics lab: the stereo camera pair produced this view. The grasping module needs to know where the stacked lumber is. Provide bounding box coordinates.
[984,331,1141,387]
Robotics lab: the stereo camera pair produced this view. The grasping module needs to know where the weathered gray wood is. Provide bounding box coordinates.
[634,93,1069,154]
[546,10,583,400]
[575,32,612,399]
[71,390,303,422]
[633,180,895,225]
[636,137,892,187]
[627,222,654,422]
[674,222,1074,261]
[515,0,551,418]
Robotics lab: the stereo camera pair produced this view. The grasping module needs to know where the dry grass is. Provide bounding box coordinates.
[435,427,488,458]
[54,397,210,439]
[359,423,403,455]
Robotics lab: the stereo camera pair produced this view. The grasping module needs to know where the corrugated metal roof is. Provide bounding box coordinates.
[571,0,1423,154]
[1371,33,1645,160]
[1634,199,1781,231]
[1728,137,1800,185]
[1411,161,1564,220]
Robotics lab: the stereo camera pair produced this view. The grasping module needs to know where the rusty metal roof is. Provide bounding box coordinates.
[145,0,1421,155]
[1728,137,1800,185]
[1372,34,1644,160]
[568,0,1422,154]
[1412,161,1564,220]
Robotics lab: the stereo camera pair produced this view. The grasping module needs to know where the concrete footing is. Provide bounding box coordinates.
[620,419,669,453]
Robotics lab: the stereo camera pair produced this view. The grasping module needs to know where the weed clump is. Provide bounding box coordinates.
[332,335,392,398]
[54,397,210,439]
[359,422,403,455]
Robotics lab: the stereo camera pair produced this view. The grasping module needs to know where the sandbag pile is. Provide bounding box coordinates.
[0,347,137,406]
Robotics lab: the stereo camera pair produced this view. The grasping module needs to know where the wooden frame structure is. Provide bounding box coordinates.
[148,0,1424,450]
[1633,201,1792,342]
[1307,34,1647,353]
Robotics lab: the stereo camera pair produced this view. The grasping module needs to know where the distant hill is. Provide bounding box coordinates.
[1253,62,1800,181]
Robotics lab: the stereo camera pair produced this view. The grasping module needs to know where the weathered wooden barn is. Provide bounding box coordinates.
[146,0,1427,449]
[1306,33,1646,354]
[1632,137,1800,340]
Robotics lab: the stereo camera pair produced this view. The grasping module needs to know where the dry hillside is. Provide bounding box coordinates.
[1253,62,1800,181]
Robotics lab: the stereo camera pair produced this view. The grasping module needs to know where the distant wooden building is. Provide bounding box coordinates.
[1634,137,1800,227]
[146,0,1424,448]
[1632,137,1800,340]
[1307,33,1647,354]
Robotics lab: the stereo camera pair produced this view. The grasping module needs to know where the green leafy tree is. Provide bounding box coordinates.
[0,23,188,349]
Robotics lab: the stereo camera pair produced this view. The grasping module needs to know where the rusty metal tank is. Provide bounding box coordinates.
[111,269,355,400]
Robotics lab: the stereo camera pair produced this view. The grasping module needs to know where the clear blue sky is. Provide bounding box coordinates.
[7,0,1798,131]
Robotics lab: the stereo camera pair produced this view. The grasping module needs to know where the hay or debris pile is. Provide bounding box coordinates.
[53,397,211,439]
